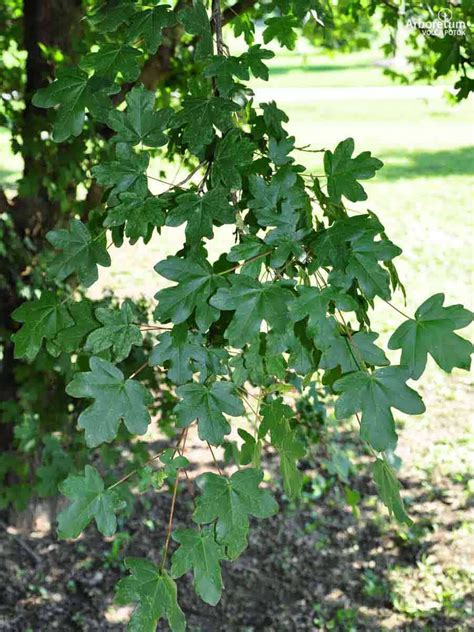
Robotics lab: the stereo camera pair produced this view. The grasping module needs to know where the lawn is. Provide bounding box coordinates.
[1,47,473,629]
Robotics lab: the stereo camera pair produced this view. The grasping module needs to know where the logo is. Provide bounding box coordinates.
[407,8,466,36]
[438,9,452,21]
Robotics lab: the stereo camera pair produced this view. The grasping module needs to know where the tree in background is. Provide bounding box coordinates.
[0,0,472,627]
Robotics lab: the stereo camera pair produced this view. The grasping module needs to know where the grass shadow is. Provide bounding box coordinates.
[379,146,474,180]
[269,61,374,76]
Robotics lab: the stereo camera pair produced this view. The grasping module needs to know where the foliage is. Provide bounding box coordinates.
[1,0,472,629]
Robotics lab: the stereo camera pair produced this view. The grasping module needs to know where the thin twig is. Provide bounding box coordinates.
[382,298,412,320]
[217,250,272,276]
[128,361,148,380]
[161,428,189,570]
[0,519,41,565]
[206,442,223,475]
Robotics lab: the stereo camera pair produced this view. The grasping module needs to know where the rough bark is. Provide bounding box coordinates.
[0,1,83,501]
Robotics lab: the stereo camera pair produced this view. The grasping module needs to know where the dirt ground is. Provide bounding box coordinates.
[0,370,472,632]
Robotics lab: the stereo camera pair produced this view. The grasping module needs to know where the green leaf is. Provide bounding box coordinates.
[116,559,185,632]
[48,301,100,355]
[241,45,274,80]
[320,331,389,373]
[268,136,295,166]
[84,300,142,361]
[261,101,288,140]
[11,291,74,361]
[80,43,141,81]
[210,275,294,347]
[372,459,413,525]
[324,138,383,203]
[193,468,278,559]
[127,4,176,54]
[149,324,207,385]
[66,357,152,447]
[313,213,384,268]
[46,219,111,287]
[211,129,255,190]
[388,293,473,379]
[107,86,171,146]
[57,465,125,539]
[204,55,249,96]
[92,143,149,204]
[32,68,118,142]
[260,399,305,498]
[343,234,401,300]
[104,192,166,242]
[172,96,239,153]
[238,428,261,466]
[166,188,234,243]
[179,0,213,59]
[171,526,226,605]
[334,366,425,452]
[88,0,135,32]
[263,16,299,50]
[154,255,227,331]
[289,285,357,336]
[175,381,244,445]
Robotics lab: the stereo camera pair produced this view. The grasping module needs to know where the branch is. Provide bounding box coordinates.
[223,0,258,24]
[212,0,225,55]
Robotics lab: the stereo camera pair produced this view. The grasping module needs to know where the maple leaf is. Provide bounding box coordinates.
[320,331,389,373]
[149,324,207,385]
[388,293,473,379]
[32,68,118,142]
[261,101,288,140]
[193,468,278,559]
[116,559,185,632]
[172,96,239,153]
[342,233,402,299]
[107,85,171,146]
[57,465,125,539]
[166,188,235,243]
[204,55,249,96]
[241,45,274,80]
[263,16,299,50]
[85,300,142,361]
[260,399,305,498]
[178,0,213,59]
[127,4,176,54]
[66,357,152,447]
[88,0,135,32]
[92,143,149,204]
[104,192,166,242]
[334,366,425,452]
[210,129,255,190]
[372,458,413,525]
[324,138,383,203]
[49,301,100,355]
[154,255,227,331]
[11,292,74,361]
[210,275,294,347]
[171,526,227,605]
[80,43,141,81]
[46,219,111,287]
[175,381,244,445]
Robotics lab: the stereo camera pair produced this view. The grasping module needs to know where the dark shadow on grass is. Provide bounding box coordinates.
[378,146,474,180]
[269,61,374,76]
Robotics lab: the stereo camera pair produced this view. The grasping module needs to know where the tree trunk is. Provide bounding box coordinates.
[0,0,83,528]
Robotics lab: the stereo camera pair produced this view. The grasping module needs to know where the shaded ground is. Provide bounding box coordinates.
[1,371,472,631]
